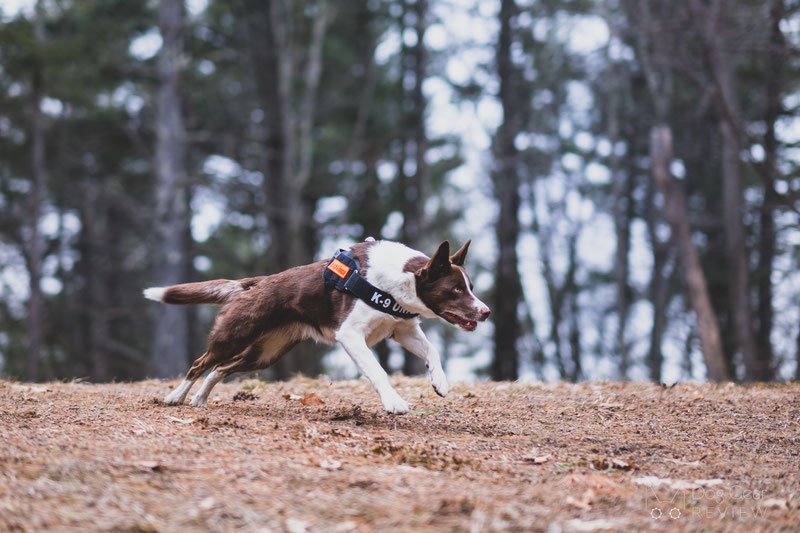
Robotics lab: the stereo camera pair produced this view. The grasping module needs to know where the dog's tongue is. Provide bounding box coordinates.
[443,312,478,332]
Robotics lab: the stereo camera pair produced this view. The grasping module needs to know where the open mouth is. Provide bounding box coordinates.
[441,312,478,332]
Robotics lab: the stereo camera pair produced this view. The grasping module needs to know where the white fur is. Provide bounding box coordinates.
[364,240,437,318]
[208,281,242,301]
[143,287,166,302]
[189,370,225,406]
[459,268,490,316]
[331,240,454,413]
[335,304,411,413]
[164,379,195,404]
[160,240,455,414]
[393,322,449,397]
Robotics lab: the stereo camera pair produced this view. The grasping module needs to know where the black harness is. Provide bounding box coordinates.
[323,249,418,319]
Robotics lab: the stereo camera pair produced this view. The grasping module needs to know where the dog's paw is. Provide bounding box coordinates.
[164,392,186,405]
[429,368,449,398]
[382,394,410,414]
[188,395,208,407]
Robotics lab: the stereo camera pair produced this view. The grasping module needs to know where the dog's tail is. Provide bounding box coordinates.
[143,279,250,305]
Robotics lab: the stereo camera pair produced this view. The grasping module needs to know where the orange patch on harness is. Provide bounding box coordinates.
[327,259,351,279]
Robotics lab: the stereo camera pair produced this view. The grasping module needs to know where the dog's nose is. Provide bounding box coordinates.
[479,307,491,321]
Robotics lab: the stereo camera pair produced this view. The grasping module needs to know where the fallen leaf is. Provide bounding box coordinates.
[694,479,723,487]
[168,416,195,424]
[566,489,596,510]
[135,460,163,472]
[319,458,342,470]
[285,518,309,533]
[760,498,789,510]
[523,451,551,464]
[611,458,631,469]
[632,476,669,487]
[664,457,704,467]
[12,384,49,393]
[198,497,216,510]
[332,521,359,532]
[590,457,635,470]
[299,393,325,407]
[632,476,723,490]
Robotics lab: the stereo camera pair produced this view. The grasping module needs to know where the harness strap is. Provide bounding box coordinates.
[323,249,418,319]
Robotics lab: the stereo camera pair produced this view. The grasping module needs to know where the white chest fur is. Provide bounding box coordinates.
[363,241,436,319]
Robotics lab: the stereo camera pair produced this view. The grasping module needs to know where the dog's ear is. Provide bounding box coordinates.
[416,241,451,281]
[449,240,471,266]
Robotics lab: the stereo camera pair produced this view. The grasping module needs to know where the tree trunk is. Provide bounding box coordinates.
[796,328,800,381]
[626,0,671,383]
[568,291,582,382]
[719,119,762,381]
[152,0,190,378]
[609,83,631,379]
[265,0,332,379]
[24,0,47,381]
[265,0,331,269]
[564,232,581,382]
[490,0,522,381]
[86,187,110,381]
[651,125,729,382]
[344,5,379,188]
[644,180,672,383]
[539,227,578,381]
[402,0,429,377]
[755,0,784,382]
[703,8,765,381]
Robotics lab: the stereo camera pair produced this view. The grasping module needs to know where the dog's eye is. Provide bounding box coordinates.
[453,287,463,295]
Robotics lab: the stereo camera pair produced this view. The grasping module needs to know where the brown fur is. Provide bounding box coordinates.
[162,279,256,305]
[405,240,489,327]
[174,242,375,381]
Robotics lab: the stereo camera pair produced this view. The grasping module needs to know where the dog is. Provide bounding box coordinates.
[144,239,490,413]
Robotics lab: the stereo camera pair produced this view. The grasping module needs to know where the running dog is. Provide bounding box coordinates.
[144,239,490,413]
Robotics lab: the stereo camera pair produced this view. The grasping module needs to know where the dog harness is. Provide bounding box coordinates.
[323,249,418,319]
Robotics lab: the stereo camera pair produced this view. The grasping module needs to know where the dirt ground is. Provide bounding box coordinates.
[0,377,798,532]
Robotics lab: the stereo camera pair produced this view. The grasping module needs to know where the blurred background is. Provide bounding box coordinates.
[1,0,799,384]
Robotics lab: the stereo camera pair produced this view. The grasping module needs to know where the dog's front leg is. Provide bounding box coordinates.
[393,323,448,398]
[336,330,410,414]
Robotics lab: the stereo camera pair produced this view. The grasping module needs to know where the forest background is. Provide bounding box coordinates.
[1,0,799,385]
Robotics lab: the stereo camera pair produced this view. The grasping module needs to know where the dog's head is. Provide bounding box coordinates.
[412,240,491,331]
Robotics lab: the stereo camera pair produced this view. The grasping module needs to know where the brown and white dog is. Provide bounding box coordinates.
[144,239,490,413]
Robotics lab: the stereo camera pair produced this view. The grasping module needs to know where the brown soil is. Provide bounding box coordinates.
[1,377,798,532]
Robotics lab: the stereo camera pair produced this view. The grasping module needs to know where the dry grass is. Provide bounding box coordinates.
[1,377,798,532]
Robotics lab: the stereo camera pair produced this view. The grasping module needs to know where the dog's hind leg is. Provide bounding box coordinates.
[164,350,219,405]
[189,369,226,407]
[185,344,259,407]
[189,334,302,406]
[183,344,249,406]
[165,378,197,405]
